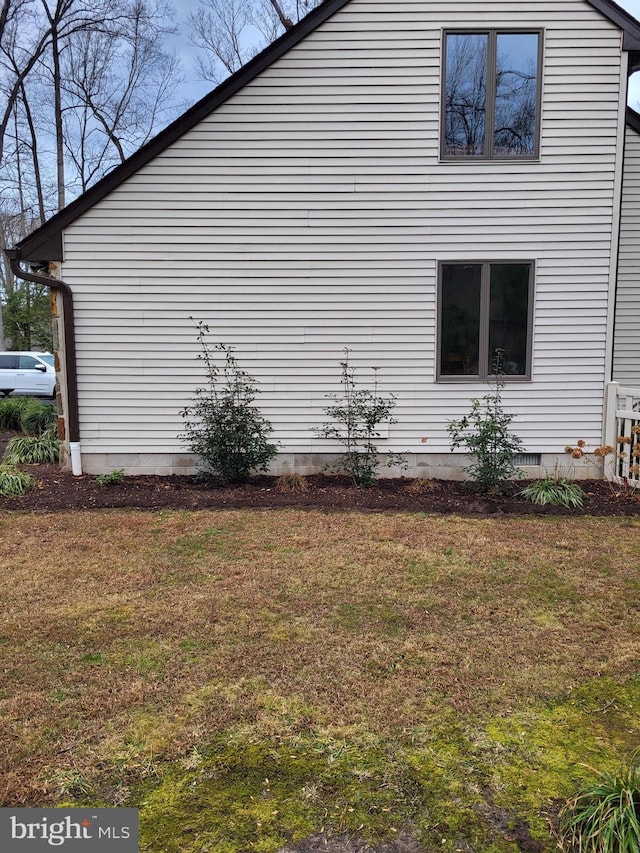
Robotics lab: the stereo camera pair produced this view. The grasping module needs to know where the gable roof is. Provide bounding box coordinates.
[14,0,640,263]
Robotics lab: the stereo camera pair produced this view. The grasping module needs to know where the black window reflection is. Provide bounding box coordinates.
[488,264,530,375]
[439,262,532,379]
[440,264,482,375]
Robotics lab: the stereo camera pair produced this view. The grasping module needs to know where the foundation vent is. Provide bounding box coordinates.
[513,453,542,466]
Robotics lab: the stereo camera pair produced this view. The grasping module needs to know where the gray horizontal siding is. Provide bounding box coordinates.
[59,0,625,462]
[613,122,640,385]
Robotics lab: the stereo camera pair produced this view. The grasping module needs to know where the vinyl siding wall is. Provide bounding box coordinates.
[59,0,626,474]
[613,121,640,386]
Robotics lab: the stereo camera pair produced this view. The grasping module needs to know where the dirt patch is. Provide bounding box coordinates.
[474,797,545,852]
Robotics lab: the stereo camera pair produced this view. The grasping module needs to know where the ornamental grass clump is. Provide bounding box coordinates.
[180,320,278,484]
[3,426,59,465]
[521,476,584,508]
[0,396,30,430]
[0,464,34,496]
[557,752,640,853]
[20,400,57,435]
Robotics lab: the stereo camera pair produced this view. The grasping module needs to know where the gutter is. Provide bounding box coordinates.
[4,248,82,475]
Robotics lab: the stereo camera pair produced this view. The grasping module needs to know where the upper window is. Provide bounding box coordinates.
[438,261,533,380]
[442,30,542,159]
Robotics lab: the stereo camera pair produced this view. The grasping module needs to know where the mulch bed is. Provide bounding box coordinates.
[0,428,638,515]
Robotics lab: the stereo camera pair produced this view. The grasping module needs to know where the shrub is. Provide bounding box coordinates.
[0,397,56,434]
[0,396,30,430]
[447,351,525,492]
[180,320,278,484]
[95,469,125,486]
[20,400,57,435]
[557,753,640,853]
[313,349,405,488]
[0,464,34,496]
[3,426,59,465]
[521,477,584,508]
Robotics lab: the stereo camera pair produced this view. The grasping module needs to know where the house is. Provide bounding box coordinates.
[6,0,640,479]
[614,105,640,386]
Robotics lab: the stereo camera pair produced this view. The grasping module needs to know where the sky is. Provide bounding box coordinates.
[620,0,640,105]
[172,0,640,108]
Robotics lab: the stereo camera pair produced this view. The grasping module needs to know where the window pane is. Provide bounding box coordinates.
[441,264,482,375]
[444,34,488,156]
[488,264,530,375]
[494,34,539,156]
[18,356,38,369]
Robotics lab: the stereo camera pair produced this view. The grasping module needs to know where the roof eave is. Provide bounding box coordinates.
[15,0,353,263]
[587,0,640,47]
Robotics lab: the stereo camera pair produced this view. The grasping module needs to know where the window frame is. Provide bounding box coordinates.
[436,260,535,382]
[440,28,544,161]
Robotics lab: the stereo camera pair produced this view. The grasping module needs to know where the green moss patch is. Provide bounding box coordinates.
[130,678,640,852]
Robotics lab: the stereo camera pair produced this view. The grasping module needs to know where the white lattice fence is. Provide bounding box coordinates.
[612,385,640,486]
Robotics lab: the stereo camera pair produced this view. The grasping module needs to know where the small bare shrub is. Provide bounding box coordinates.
[405,477,440,494]
[313,349,405,488]
[275,473,309,493]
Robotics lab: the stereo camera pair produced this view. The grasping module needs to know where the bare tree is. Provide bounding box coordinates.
[35,0,180,209]
[60,1,182,194]
[0,1,51,189]
[0,0,182,348]
[189,0,321,84]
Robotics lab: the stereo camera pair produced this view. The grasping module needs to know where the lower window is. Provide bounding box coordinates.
[438,261,533,380]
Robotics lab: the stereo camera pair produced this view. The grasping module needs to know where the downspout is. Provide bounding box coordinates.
[5,247,82,475]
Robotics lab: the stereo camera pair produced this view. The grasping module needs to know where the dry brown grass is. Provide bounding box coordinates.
[404,477,440,493]
[275,473,310,492]
[1,509,639,810]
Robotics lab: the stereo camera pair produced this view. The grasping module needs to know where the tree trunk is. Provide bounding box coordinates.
[51,23,65,210]
[266,0,293,30]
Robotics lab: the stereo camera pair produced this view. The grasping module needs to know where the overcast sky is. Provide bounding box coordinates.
[173,0,640,108]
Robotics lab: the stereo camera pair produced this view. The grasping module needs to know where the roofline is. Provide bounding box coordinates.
[628,106,640,133]
[15,0,353,262]
[588,0,640,48]
[14,0,640,262]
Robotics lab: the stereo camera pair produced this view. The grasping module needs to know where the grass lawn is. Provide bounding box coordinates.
[1,509,639,852]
